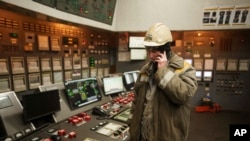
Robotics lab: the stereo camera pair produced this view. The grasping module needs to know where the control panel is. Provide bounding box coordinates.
[17,110,129,141]
[91,91,134,119]
[90,121,129,140]
[0,88,134,141]
[216,73,244,95]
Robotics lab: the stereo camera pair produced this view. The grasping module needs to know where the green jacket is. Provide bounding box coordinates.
[129,53,198,141]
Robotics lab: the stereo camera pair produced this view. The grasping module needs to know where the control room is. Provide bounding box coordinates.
[0,0,250,141]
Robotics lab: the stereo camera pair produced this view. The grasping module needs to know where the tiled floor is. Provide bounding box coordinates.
[188,109,250,141]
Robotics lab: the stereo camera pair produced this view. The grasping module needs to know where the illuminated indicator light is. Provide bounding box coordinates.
[89,57,95,67]
[84,115,91,121]
[68,132,76,138]
[58,129,67,136]
[78,112,87,117]
[9,33,18,38]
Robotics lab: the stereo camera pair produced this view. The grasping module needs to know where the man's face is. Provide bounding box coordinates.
[147,47,163,62]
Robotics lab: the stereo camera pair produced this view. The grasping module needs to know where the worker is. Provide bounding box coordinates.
[129,23,198,141]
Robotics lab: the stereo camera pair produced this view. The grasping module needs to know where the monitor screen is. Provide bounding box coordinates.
[64,78,102,110]
[195,71,202,81]
[123,71,139,91]
[103,76,124,95]
[195,71,202,77]
[0,96,13,109]
[22,89,61,123]
[204,71,212,77]
[203,71,213,81]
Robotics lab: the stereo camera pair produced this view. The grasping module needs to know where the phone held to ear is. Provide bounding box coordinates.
[160,50,171,59]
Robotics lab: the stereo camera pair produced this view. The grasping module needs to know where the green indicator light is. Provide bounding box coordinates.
[9,33,18,38]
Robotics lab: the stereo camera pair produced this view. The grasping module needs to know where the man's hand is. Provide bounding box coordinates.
[155,51,168,68]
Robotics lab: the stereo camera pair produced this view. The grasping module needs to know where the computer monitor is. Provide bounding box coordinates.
[64,78,102,110]
[123,70,139,91]
[22,89,61,123]
[103,76,124,95]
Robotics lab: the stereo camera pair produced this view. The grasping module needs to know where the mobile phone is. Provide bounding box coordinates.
[159,50,171,59]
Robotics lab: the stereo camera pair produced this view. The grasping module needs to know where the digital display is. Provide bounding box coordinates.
[103,76,124,95]
[123,71,139,91]
[195,71,202,81]
[203,71,213,81]
[64,78,102,110]
[204,71,212,77]
[22,89,61,123]
[196,71,202,77]
[0,96,13,109]
[62,37,79,46]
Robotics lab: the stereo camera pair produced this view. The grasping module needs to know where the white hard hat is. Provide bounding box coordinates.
[143,23,173,47]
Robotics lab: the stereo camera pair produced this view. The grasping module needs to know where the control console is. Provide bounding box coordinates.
[91,91,135,118]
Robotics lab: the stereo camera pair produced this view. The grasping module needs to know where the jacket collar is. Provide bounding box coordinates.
[140,53,184,75]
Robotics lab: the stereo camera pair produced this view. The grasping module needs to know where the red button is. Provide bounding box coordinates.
[68,131,76,138]
[67,117,74,123]
[72,116,78,119]
[84,115,91,121]
[77,117,83,123]
[58,129,66,136]
[78,112,87,117]
[72,119,79,125]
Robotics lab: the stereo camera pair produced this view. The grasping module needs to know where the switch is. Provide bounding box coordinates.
[84,115,91,121]
[58,129,67,136]
[78,112,87,117]
[68,131,76,138]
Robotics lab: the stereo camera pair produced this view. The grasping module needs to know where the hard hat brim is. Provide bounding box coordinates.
[143,41,166,47]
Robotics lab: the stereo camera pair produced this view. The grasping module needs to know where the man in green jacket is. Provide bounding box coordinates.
[129,23,198,141]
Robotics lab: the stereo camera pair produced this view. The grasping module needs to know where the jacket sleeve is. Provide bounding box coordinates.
[154,64,198,105]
